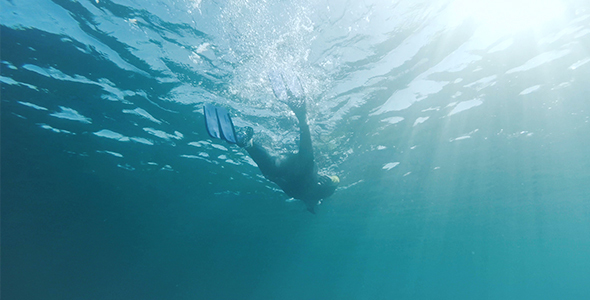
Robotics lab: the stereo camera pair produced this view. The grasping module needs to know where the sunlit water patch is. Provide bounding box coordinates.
[2,0,590,299]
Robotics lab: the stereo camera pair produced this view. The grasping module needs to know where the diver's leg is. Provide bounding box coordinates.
[291,101,313,163]
[244,143,281,179]
[237,126,281,177]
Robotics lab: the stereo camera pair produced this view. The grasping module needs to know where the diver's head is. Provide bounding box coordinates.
[317,175,339,199]
[320,175,339,186]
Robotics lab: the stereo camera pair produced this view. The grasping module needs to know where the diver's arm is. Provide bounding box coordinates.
[296,108,313,162]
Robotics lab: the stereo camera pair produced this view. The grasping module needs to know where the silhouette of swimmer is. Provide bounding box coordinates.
[204,72,339,213]
[237,97,339,213]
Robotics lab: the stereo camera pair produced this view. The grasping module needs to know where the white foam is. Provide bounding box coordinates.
[451,135,471,142]
[23,64,136,102]
[2,0,149,76]
[413,117,429,126]
[383,162,400,170]
[143,128,183,140]
[180,154,203,159]
[130,137,154,145]
[569,57,590,70]
[94,129,130,142]
[50,106,92,124]
[98,150,124,158]
[211,144,228,151]
[117,164,135,171]
[123,108,162,124]
[448,99,483,116]
[39,124,74,134]
[0,76,18,85]
[519,85,541,95]
[371,79,448,114]
[189,141,210,147]
[464,75,497,91]
[506,49,570,73]
[488,38,513,53]
[18,101,48,111]
[381,116,404,124]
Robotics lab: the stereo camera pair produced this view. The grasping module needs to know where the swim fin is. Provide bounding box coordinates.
[204,103,238,144]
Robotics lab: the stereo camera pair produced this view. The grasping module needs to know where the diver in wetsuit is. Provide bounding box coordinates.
[237,97,339,213]
[204,72,339,213]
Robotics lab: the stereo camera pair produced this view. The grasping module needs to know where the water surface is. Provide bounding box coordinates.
[2,0,590,299]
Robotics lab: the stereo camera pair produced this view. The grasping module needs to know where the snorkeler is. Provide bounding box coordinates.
[204,72,339,213]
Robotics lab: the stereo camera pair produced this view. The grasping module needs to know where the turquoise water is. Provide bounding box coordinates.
[2,0,590,299]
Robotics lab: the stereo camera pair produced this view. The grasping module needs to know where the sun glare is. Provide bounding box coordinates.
[450,0,566,35]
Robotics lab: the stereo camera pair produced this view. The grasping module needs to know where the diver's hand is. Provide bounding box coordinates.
[287,99,306,118]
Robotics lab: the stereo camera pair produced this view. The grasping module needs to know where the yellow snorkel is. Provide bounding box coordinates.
[330,175,340,185]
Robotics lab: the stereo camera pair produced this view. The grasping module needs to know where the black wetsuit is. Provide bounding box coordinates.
[243,104,336,212]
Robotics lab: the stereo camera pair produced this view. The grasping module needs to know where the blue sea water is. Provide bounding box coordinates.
[2,0,590,299]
